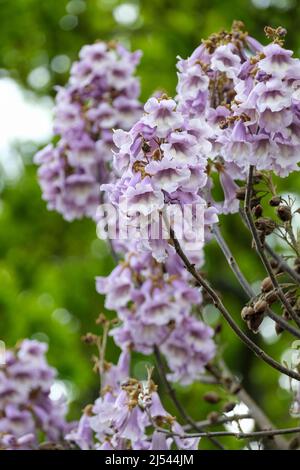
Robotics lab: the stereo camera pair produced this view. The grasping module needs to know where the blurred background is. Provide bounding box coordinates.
[1,0,300,449]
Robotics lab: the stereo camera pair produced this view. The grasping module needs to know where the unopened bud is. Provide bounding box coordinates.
[241,306,255,321]
[203,392,221,404]
[277,205,292,222]
[247,314,264,333]
[269,196,281,207]
[254,299,268,314]
[261,277,273,293]
[253,204,263,218]
[255,218,276,235]
[265,290,278,305]
[207,411,219,423]
[223,402,236,413]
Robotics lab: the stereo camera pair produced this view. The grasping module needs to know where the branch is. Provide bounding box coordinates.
[183,413,251,430]
[244,165,300,329]
[206,362,288,449]
[153,345,224,450]
[265,243,300,286]
[156,425,300,440]
[212,224,300,339]
[168,228,300,382]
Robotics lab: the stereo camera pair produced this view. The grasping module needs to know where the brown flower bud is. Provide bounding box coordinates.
[265,290,278,305]
[253,204,263,218]
[269,196,281,207]
[223,402,236,413]
[247,314,264,333]
[241,306,255,321]
[277,205,292,222]
[255,218,276,235]
[81,333,98,344]
[203,392,221,404]
[261,277,273,293]
[254,299,268,314]
[207,411,219,423]
[250,197,261,209]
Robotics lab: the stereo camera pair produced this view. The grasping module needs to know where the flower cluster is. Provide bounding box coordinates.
[103,95,218,261]
[176,22,262,214]
[35,42,142,221]
[96,250,215,385]
[220,42,300,176]
[0,340,70,449]
[67,351,200,450]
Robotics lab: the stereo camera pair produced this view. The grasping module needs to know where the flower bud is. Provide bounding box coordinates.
[277,205,292,222]
[253,299,268,314]
[203,392,221,404]
[255,218,276,235]
[241,306,255,321]
[247,314,264,333]
[261,277,273,293]
[269,196,281,207]
[223,402,236,413]
[253,204,263,218]
[207,411,219,423]
[265,290,278,305]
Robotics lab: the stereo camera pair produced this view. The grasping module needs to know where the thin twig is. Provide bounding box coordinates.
[168,227,300,382]
[212,224,300,339]
[153,345,224,450]
[156,425,300,440]
[244,165,300,329]
[183,413,251,430]
[205,362,288,449]
[265,243,300,285]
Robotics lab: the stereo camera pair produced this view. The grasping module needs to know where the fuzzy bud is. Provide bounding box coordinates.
[255,218,276,235]
[253,204,263,218]
[254,299,268,314]
[261,277,273,293]
[277,205,292,222]
[203,392,221,404]
[265,290,278,305]
[269,196,281,207]
[241,306,255,321]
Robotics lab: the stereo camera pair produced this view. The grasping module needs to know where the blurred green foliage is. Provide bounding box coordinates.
[1,0,300,448]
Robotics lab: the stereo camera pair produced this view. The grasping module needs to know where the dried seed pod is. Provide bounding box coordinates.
[277,205,292,222]
[203,392,221,404]
[269,196,281,207]
[254,299,268,314]
[261,276,273,293]
[255,218,276,235]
